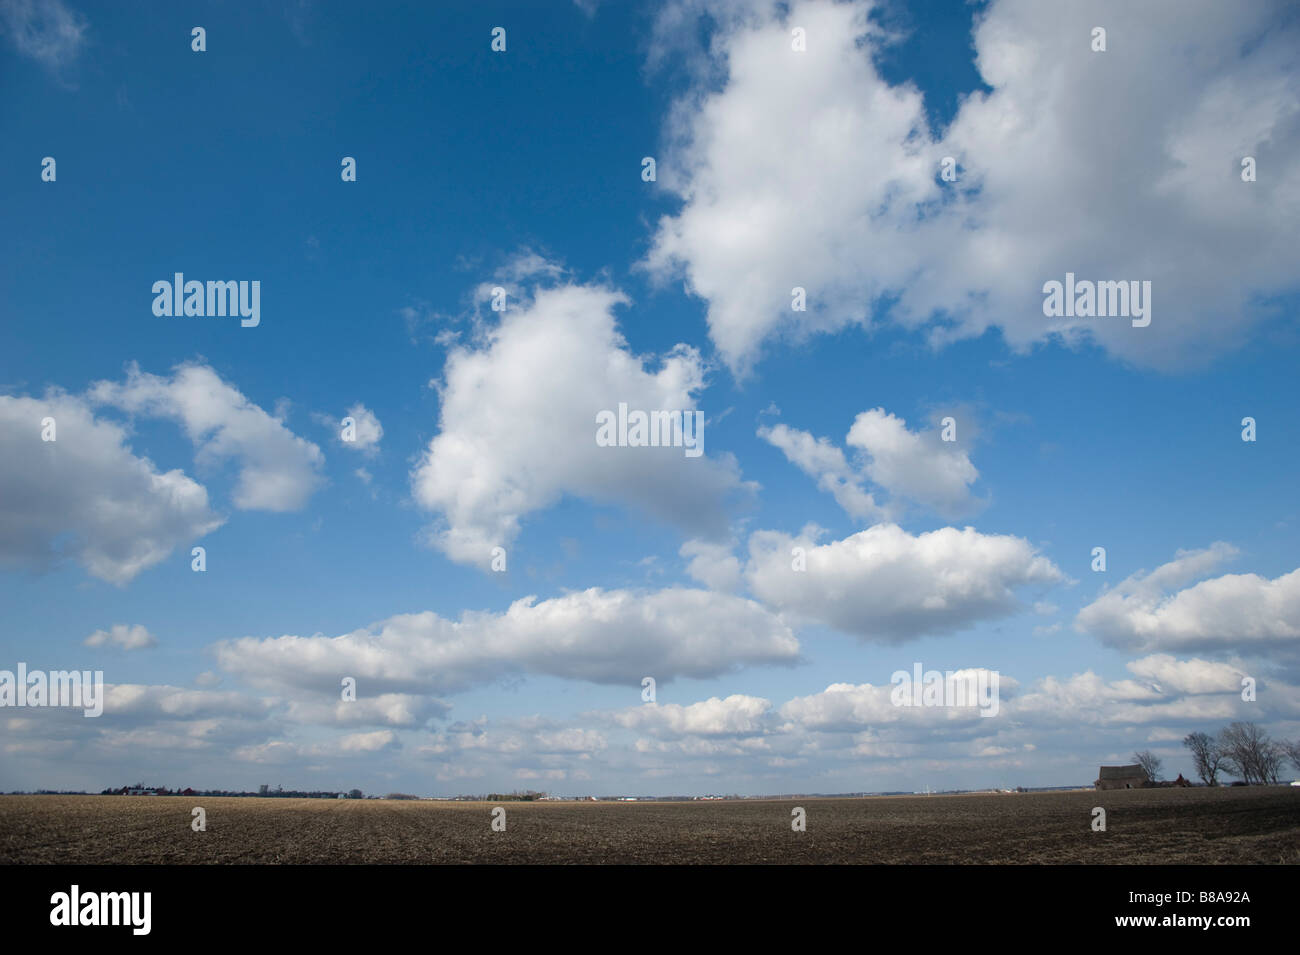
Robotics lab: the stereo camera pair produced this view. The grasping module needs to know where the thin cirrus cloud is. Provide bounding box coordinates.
[0,0,89,74]
[645,0,1300,375]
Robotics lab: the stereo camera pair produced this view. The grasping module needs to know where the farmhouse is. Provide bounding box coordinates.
[1095,765,1150,790]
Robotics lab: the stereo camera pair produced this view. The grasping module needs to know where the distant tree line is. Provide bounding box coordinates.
[97,783,357,799]
[483,790,547,801]
[1173,722,1299,786]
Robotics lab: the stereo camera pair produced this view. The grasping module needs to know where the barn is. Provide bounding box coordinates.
[1095,764,1150,790]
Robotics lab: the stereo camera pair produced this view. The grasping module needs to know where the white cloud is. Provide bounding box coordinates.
[215,586,799,694]
[233,730,401,763]
[337,729,398,754]
[412,270,747,568]
[761,408,982,520]
[329,403,383,454]
[0,0,88,72]
[5,653,1295,793]
[758,423,881,519]
[680,538,743,592]
[613,695,771,737]
[84,624,156,651]
[532,727,608,753]
[1124,655,1248,696]
[646,0,1300,373]
[284,694,451,729]
[91,362,325,512]
[745,524,1062,642]
[1075,543,1300,654]
[778,682,898,730]
[102,684,272,722]
[0,391,223,585]
[1009,671,1242,727]
[779,670,1014,731]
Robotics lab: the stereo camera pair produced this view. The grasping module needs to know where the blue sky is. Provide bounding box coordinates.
[2,0,1298,796]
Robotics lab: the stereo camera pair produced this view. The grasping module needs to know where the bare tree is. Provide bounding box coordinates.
[1182,731,1222,786]
[1260,741,1286,785]
[1218,722,1280,785]
[1283,738,1300,774]
[1133,749,1163,782]
[1218,723,1253,783]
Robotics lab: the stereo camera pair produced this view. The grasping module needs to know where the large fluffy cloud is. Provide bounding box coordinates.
[90,362,325,512]
[215,587,800,694]
[1075,543,1300,654]
[412,271,746,567]
[0,391,223,585]
[745,524,1063,642]
[647,0,1300,373]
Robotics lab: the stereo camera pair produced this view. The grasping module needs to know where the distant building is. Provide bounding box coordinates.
[1095,765,1150,790]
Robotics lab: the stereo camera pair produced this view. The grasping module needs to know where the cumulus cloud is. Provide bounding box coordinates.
[1076,544,1300,655]
[101,684,273,722]
[680,538,743,592]
[412,268,747,567]
[1009,670,1244,727]
[646,0,1300,373]
[613,695,771,737]
[283,693,452,729]
[758,423,881,519]
[319,403,383,454]
[532,727,608,754]
[336,729,399,754]
[779,670,1014,731]
[215,587,799,694]
[233,729,401,763]
[761,408,982,520]
[745,524,1063,642]
[776,654,1288,739]
[90,362,325,512]
[84,624,156,651]
[0,391,223,585]
[1124,655,1248,696]
[5,651,1295,792]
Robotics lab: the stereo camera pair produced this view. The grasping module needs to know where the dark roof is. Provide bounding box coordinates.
[1097,764,1147,780]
